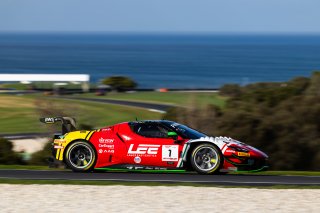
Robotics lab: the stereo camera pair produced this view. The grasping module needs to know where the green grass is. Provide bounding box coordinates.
[0,94,161,134]
[0,95,46,133]
[0,91,225,134]
[76,91,226,108]
[233,170,320,176]
[0,165,61,170]
[0,82,91,90]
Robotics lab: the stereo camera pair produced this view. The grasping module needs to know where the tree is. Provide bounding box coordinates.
[101,76,137,92]
[162,72,320,171]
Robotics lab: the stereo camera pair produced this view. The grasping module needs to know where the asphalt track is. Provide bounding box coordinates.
[0,170,319,186]
[62,97,173,112]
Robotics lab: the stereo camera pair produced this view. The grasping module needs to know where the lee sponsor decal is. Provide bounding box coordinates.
[162,145,179,161]
[127,144,160,157]
[99,138,114,144]
[237,152,250,157]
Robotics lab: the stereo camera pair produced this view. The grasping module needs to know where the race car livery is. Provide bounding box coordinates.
[40,117,268,174]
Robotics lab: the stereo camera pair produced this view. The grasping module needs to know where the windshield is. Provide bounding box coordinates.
[163,121,207,139]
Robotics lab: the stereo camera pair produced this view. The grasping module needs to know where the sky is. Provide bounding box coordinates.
[0,0,319,33]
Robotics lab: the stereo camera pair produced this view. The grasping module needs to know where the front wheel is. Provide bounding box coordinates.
[190,144,222,174]
[65,141,96,172]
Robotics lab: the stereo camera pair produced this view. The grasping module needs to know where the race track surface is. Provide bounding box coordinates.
[63,97,173,112]
[0,170,319,186]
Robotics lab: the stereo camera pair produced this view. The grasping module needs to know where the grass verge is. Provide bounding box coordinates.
[232,171,320,176]
[0,94,161,134]
[0,165,62,170]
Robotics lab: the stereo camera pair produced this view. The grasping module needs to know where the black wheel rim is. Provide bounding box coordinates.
[68,144,93,169]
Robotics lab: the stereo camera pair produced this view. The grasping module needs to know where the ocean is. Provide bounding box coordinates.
[0,33,320,89]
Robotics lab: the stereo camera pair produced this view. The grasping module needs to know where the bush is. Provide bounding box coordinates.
[163,72,320,171]
[102,76,137,92]
[0,138,24,164]
[29,141,52,165]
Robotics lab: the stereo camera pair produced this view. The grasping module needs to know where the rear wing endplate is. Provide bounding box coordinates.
[39,117,77,134]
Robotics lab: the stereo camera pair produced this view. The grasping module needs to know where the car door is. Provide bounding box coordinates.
[125,122,181,168]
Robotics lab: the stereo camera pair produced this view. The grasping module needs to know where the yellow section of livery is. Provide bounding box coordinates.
[53,130,95,161]
[237,152,250,157]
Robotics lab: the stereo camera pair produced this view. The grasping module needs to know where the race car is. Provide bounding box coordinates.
[40,117,268,174]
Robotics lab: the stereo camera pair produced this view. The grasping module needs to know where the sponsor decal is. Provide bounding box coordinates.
[126,166,144,170]
[162,145,179,161]
[99,149,114,154]
[225,150,236,153]
[127,144,160,157]
[53,145,64,149]
[237,152,250,157]
[134,156,141,164]
[54,139,66,143]
[101,128,111,131]
[98,144,114,148]
[45,117,54,123]
[126,166,167,170]
[228,167,238,171]
[99,138,114,144]
[170,123,179,128]
[167,161,174,165]
[122,135,131,141]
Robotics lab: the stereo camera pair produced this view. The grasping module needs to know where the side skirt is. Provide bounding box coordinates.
[94,164,186,173]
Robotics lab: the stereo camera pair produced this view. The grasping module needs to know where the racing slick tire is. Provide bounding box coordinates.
[64,141,96,172]
[190,143,222,174]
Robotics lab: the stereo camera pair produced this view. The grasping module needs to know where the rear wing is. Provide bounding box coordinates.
[39,117,77,134]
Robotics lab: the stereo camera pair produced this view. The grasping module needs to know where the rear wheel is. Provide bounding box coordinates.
[190,144,222,174]
[65,141,96,172]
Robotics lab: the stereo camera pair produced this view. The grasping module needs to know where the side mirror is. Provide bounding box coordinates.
[168,131,178,140]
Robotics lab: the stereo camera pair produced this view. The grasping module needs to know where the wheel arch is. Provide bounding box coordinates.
[183,141,223,168]
[62,139,97,163]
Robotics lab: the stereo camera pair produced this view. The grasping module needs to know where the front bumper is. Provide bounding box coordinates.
[224,156,268,172]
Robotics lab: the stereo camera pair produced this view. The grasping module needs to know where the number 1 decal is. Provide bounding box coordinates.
[162,145,178,161]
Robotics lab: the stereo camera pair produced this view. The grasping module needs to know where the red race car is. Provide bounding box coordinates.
[41,117,268,174]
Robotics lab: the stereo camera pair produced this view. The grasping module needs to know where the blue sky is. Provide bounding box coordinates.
[0,0,319,33]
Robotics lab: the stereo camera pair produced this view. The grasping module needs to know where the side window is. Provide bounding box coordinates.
[131,123,169,138]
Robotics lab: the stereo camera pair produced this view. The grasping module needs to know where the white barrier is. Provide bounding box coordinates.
[0,74,90,82]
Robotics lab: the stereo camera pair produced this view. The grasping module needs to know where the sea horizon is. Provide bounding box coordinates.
[0,33,319,88]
